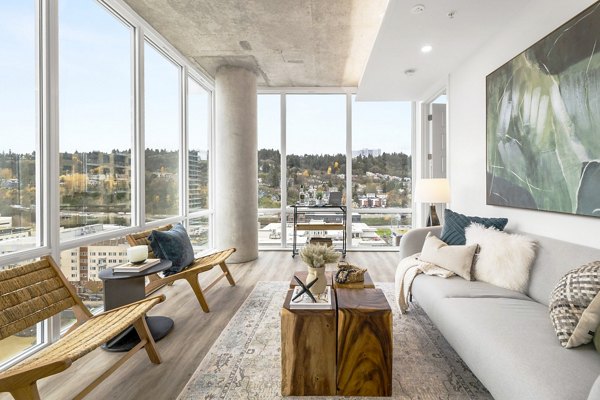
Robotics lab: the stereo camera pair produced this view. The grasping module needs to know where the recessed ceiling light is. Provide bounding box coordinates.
[411,4,425,14]
[421,45,433,53]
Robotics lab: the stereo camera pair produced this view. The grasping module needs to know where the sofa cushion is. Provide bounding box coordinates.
[440,209,508,245]
[431,297,600,400]
[549,261,600,348]
[411,274,531,321]
[419,233,477,281]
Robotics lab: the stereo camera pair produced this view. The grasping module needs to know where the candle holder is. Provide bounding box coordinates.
[127,245,148,264]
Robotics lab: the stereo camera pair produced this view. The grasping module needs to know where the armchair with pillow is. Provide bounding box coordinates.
[396,209,600,400]
[126,223,236,313]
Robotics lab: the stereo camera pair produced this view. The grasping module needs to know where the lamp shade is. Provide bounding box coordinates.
[414,178,450,203]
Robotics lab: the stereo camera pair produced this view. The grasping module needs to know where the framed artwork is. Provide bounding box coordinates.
[486,1,600,218]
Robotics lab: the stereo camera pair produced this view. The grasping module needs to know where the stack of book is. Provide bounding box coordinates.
[113,258,160,273]
[289,286,332,310]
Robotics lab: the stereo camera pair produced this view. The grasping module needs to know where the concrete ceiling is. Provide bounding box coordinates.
[357,0,533,101]
[123,0,388,87]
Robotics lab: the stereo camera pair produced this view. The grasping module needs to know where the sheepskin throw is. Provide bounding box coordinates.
[465,224,536,293]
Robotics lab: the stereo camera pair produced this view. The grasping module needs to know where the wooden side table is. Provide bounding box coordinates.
[336,288,393,397]
[281,289,337,396]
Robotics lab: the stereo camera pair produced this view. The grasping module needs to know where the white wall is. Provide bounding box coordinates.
[448,0,600,249]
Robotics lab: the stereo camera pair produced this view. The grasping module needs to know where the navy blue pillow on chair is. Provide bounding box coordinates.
[440,209,508,245]
[148,223,195,276]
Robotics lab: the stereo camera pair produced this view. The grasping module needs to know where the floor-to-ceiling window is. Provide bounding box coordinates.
[286,94,347,247]
[58,0,134,311]
[257,94,282,247]
[0,1,41,363]
[0,1,38,256]
[187,77,210,252]
[0,0,214,369]
[256,92,413,250]
[144,41,181,222]
[351,96,412,246]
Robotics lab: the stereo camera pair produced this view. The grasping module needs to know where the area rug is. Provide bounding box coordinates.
[178,282,492,400]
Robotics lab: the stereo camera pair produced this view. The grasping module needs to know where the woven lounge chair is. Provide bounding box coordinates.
[0,256,165,400]
[126,225,236,313]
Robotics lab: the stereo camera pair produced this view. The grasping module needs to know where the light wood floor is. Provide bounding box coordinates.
[1,251,398,400]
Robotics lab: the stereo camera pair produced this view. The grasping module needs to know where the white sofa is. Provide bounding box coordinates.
[397,226,600,400]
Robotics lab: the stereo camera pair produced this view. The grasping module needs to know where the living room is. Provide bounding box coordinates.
[1,0,600,399]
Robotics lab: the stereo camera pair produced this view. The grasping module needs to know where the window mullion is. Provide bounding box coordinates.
[134,25,145,228]
[43,0,61,342]
[280,92,287,247]
[345,93,353,249]
[180,66,187,220]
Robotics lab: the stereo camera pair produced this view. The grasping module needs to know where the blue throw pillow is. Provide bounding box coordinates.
[148,223,195,276]
[440,209,508,245]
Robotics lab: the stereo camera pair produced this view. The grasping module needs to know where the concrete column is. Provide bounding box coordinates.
[215,66,258,263]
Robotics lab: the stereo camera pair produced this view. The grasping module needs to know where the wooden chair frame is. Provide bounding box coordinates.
[0,256,165,400]
[126,225,236,312]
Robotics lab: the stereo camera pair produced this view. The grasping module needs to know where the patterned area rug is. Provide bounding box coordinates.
[178,282,492,400]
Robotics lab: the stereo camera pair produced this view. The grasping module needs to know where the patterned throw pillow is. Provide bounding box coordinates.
[549,261,600,348]
[440,209,508,245]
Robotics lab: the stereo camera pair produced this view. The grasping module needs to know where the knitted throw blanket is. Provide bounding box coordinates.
[395,253,454,314]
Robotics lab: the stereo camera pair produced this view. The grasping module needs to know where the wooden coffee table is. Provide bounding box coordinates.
[281,274,392,397]
[281,289,337,396]
[336,288,392,396]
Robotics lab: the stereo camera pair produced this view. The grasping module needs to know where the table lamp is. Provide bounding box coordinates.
[415,178,450,226]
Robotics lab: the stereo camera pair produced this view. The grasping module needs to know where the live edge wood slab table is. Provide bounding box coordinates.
[281,273,392,397]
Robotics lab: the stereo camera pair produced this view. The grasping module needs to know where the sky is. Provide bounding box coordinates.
[1,0,412,156]
[258,95,412,155]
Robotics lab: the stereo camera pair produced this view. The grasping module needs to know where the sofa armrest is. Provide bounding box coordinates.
[399,226,443,259]
[588,374,600,400]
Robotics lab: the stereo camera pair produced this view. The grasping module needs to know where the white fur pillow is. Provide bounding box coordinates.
[465,223,536,293]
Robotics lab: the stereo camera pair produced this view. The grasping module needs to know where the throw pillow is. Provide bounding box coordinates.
[148,223,195,276]
[441,209,508,245]
[549,261,600,348]
[465,223,536,293]
[418,232,477,280]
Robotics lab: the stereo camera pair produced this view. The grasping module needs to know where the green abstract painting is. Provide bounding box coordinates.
[486,1,600,218]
